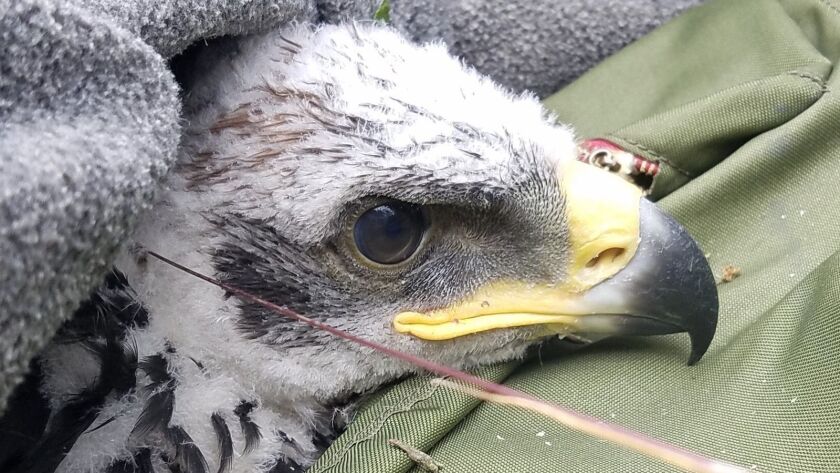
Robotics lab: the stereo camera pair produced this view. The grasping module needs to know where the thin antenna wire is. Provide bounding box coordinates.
[147,250,747,473]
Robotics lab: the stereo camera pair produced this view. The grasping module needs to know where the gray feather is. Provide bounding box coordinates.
[210,413,233,473]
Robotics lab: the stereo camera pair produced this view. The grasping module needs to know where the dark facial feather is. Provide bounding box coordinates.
[130,388,175,441]
[1,269,145,473]
[210,413,233,473]
[165,426,210,473]
[106,448,154,473]
[233,401,261,455]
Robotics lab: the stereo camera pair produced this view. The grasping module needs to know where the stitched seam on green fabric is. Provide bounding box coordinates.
[607,70,830,181]
[605,135,694,178]
[317,379,441,472]
[608,71,826,141]
[787,71,832,93]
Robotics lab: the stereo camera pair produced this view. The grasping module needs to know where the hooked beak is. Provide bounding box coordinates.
[393,161,718,364]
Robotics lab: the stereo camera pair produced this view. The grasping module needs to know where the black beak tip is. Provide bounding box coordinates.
[637,199,719,366]
[687,313,716,365]
[685,267,719,366]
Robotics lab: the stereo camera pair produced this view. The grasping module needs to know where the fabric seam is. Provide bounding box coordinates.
[605,135,694,178]
[607,70,830,181]
[788,71,832,93]
[317,379,442,472]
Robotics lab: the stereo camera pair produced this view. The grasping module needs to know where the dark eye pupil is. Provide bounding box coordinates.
[353,202,427,265]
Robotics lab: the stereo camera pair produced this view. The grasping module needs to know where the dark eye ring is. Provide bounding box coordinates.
[352,201,429,265]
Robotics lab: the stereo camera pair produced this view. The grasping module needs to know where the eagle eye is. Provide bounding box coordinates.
[353,202,428,265]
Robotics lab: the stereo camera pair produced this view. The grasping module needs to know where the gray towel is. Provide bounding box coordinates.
[0,0,701,411]
[391,0,703,97]
[0,0,315,412]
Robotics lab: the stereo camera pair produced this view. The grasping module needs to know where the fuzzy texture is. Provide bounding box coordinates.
[0,0,698,417]
[0,0,318,414]
[0,0,180,415]
[315,0,380,23]
[152,22,577,401]
[391,0,706,97]
[2,23,584,473]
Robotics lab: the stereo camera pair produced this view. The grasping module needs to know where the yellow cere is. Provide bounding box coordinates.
[561,159,642,292]
[393,160,644,341]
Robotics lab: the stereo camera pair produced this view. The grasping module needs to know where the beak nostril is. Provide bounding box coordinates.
[586,248,626,268]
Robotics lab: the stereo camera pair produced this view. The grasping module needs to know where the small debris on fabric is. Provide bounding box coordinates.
[719,264,742,284]
[544,441,552,446]
[496,435,505,441]
[535,431,545,437]
[388,439,443,472]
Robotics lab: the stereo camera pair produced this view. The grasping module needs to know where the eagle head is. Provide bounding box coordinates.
[125,23,717,406]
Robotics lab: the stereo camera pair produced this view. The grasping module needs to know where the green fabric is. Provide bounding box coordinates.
[310,0,840,471]
[313,363,519,472]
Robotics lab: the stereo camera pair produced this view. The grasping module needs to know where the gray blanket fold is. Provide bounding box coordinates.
[0,0,314,412]
[391,0,703,97]
[0,0,701,411]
